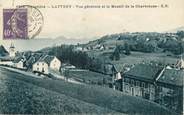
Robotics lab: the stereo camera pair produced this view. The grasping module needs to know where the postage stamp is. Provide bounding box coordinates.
[3,9,28,39]
[3,5,44,39]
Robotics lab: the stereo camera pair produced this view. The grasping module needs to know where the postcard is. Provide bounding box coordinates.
[0,0,183,114]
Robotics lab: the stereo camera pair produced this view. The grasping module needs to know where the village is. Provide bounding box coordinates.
[0,37,184,114]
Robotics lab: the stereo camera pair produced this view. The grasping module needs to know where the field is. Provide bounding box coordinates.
[0,69,117,114]
[1,67,177,115]
[68,69,111,85]
[88,50,178,66]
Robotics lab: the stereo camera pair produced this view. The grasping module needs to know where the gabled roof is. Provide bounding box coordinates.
[157,68,184,87]
[124,63,163,82]
[38,55,55,65]
[13,57,23,63]
[112,64,124,73]
[26,53,43,67]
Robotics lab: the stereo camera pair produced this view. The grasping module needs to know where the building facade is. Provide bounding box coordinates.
[115,62,184,114]
[32,55,61,74]
[121,63,161,101]
[33,61,49,74]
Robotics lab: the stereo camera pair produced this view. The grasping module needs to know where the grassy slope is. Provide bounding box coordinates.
[69,70,111,83]
[88,50,178,66]
[0,72,117,114]
[1,67,178,115]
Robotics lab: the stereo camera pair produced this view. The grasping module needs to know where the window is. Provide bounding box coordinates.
[131,80,134,86]
[42,68,45,72]
[125,85,130,92]
[123,78,125,82]
[136,81,140,87]
[141,82,145,88]
[37,68,39,71]
[125,78,130,83]
[42,63,44,66]
[37,63,39,66]
[148,84,151,88]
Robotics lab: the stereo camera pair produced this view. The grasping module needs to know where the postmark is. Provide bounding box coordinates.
[14,5,44,39]
[3,5,44,39]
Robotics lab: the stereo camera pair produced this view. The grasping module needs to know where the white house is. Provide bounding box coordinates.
[32,55,61,74]
[33,61,49,74]
[13,58,24,69]
[111,65,122,80]
[49,56,61,70]
[0,60,14,66]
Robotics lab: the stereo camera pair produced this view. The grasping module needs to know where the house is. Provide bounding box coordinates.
[32,55,61,74]
[13,57,24,69]
[121,63,162,100]
[116,61,184,114]
[45,55,61,70]
[60,63,76,75]
[0,58,14,66]
[155,68,184,113]
[25,53,43,70]
[74,46,83,51]
[111,65,122,81]
[33,60,49,74]
[104,63,126,90]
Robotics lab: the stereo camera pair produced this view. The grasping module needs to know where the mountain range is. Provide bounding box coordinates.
[1,26,183,52]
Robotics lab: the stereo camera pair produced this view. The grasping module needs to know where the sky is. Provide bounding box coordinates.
[0,0,184,50]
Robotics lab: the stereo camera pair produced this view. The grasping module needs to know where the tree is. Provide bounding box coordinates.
[124,42,131,55]
[176,31,184,39]
[110,46,120,61]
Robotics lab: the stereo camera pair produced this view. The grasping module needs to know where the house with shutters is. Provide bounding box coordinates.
[13,57,24,69]
[155,67,183,113]
[121,63,162,101]
[116,59,184,114]
[25,53,43,70]
[32,55,61,74]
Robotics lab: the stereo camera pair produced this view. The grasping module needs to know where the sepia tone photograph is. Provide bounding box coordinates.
[0,0,184,115]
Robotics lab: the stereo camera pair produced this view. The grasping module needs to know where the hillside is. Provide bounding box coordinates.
[0,68,117,114]
[166,26,184,33]
[2,67,177,115]
[84,32,184,55]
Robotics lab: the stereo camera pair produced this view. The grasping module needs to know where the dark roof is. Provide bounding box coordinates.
[112,64,124,73]
[38,55,55,65]
[124,63,163,82]
[13,57,23,63]
[157,68,184,87]
[25,53,43,67]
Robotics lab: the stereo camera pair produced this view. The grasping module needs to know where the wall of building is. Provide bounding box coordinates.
[121,77,156,101]
[14,61,24,69]
[50,57,61,71]
[33,62,49,74]
[119,76,183,114]
[155,85,183,113]
[0,61,13,66]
